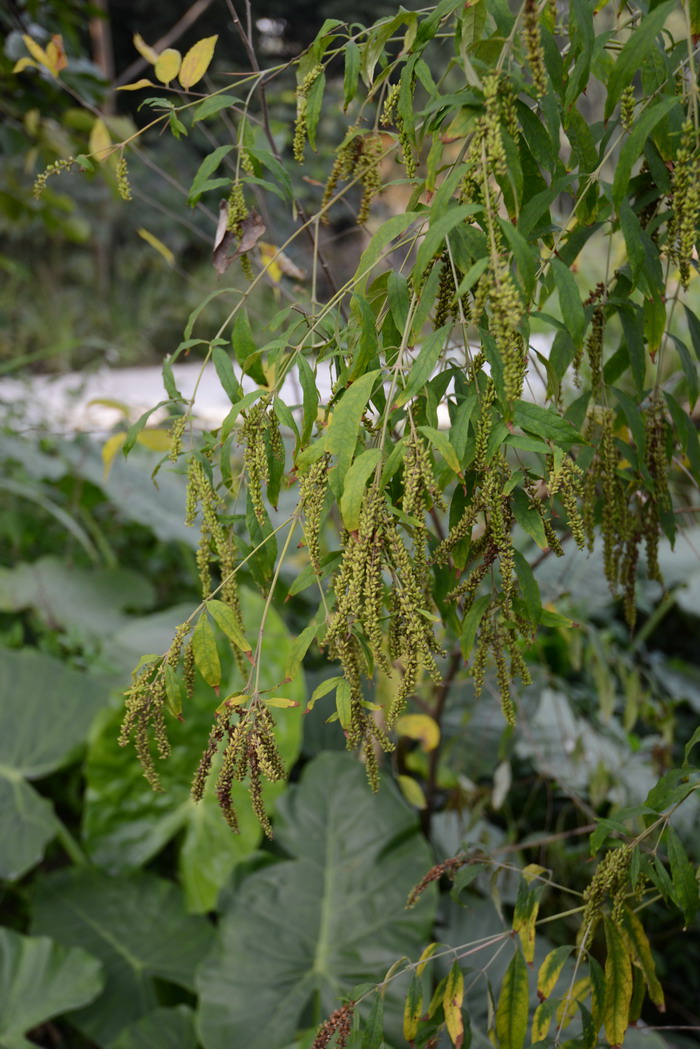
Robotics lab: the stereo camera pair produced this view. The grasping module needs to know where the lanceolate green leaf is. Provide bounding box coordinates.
[605,0,676,120]
[414,203,482,277]
[551,257,585,348]
[612,96,679,210]
[187,144,233,205]
[362,993,384,1049]
[513,401,584,448]
[665,824,700,925]
[193,611,221,688]
[207,599,252,655]
[395,326,449,408]
[326,370,381,483]
[340,448,383,530]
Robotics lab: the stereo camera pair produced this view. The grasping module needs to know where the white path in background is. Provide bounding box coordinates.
[0,335,552,434]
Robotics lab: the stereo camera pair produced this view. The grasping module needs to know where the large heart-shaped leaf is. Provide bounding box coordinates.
[32,870,214,1046]
[0,556,154,647]
[83,589,305,912]
[0,927,104,1049]
[0,648,107,879]
[110,1006,197,1049]
[196,752,436,1049]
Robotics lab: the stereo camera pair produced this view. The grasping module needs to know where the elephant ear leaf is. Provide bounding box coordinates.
[0,928,104,1049]
[0,648,106,881]
[196,752,437,1049]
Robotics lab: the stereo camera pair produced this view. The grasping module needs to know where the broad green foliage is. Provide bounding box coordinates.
[110,1007,197,1049]
[0,648,107,879]
[196,753,435,1049]
[4,0,700,1047]
[32,870,214,1045]
[0,928,104,1049]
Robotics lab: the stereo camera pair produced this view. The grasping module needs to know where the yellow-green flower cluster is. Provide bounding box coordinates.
[116,153,132,201]
[470,601,531,725]
[299,453,330,574]
[489,260,526,401]
[523,0,547,98]
[668,120,700,289]
[192,701,286,836]
[620,86,636,132]
[473,379,496,473]
[185,455,244,640]
[380,83,400,127]
[321,130,363,221]
[240,402,271,526]
[547,453,586,549]
[324,482,442,762]
[482,74,507,178]
[168,413,188,462]
[643,390,671,583]
[33,155,75,198]
[581,845,633,943]
[227,181,253,279]
[119,623,193,791]
[293,63,324,163]
[355,134,385,225]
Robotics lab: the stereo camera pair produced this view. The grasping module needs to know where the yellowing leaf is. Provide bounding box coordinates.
[102,432,126,480]
[523,863,547,885]
[556,977,590,1027]
[137,227,175,266]
[259,242,283,283]
[443,961,465,1048]
[263,697,299,709]
[512,881,540,964]
[154,48,182,84]
[537,945,572,1000]
[88,398,130,414]
[46,35,68,73]
[21,35,56,76]
[416,942,438,978]
[117,78,157,91]
[395,714,440,752]
[89,118,113,163]
[207,599,252,657]
[136,428,172,452]
[618,905,665,1010]
[258,243,307,283]
[13,57,38,73]
[216,692,250,714]
[397,775,427,809]
[403,971,423,1041]
[532,999,557,1042]
[603,919,633,1048]
[179,35,218,90]
[133,32,159,64]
